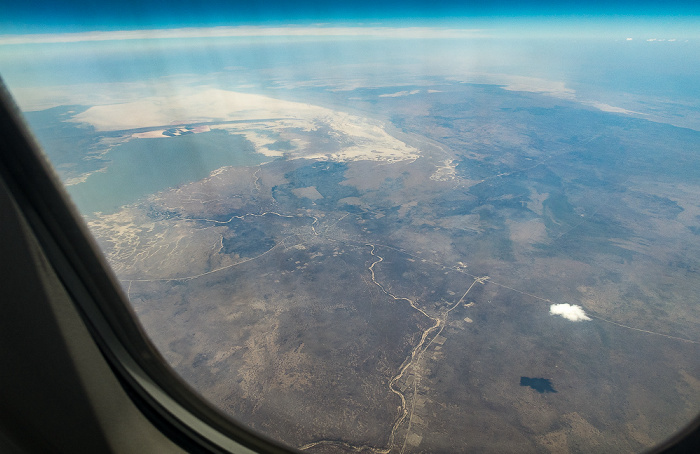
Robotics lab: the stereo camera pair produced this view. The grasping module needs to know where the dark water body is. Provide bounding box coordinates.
[520,377,557,393]
[67,129,271,215]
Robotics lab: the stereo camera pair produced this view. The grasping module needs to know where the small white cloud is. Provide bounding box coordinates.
[550,304,591,322]
[626,37,633,41]
[668,38,676,42]
[647,38,657,42]
[379,89,420,98]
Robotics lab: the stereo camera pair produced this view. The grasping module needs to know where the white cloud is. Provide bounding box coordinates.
[550,304,591,322]
[379,89,420,98]
[0,26,487,45]
[626,37,633,41]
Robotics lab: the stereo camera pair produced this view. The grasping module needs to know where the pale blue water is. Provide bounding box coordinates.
[67,129,271,214]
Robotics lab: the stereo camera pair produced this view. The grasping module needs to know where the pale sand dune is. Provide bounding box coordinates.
[211,126,288,157]
[71,88,419,163]
[72,89,317,130]
[132,130,169,138]
[132,125,212,139]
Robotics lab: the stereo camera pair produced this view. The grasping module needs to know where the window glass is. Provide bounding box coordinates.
[2,3,700,452]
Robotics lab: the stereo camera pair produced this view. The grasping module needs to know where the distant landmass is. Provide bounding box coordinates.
[15,34,700,454]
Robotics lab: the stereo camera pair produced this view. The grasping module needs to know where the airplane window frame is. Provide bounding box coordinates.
[0,80,298,454]
[1,75,699,453]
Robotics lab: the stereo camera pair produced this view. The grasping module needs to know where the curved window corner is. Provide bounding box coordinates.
[0,85,296,454]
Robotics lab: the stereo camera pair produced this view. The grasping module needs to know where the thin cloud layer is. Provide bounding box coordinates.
[0,26,486,45]
[379,90,420,98]
[550,303,591,322]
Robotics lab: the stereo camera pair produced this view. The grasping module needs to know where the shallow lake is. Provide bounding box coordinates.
[67,129,271,214]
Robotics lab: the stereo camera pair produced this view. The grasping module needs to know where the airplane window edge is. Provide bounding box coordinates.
[0,79,299,454]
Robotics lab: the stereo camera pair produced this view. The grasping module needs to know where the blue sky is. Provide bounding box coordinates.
[2,0,699,34]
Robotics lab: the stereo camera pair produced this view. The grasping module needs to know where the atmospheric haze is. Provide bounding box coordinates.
[2,17,700,454]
